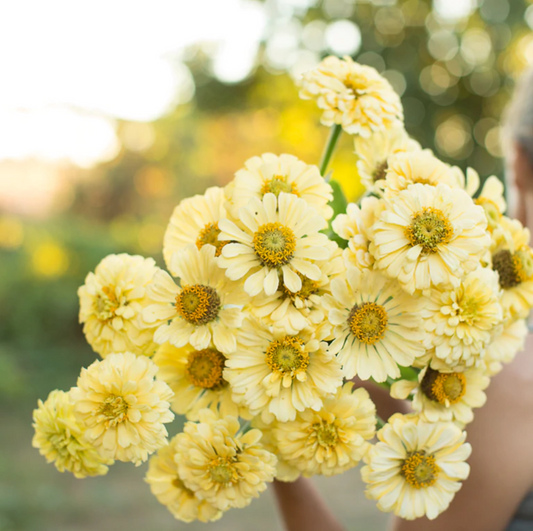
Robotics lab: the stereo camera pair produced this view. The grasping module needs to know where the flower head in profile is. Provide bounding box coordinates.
[175,410,277,511]
[163,187,230,275]
[224,318,343,422]
[299,56,403,137]
[324,267,426,382]
[78,254,161,357]
[371,183,490,295]
[226,153,333,220]
[423,267,503,369]
[361,414,471,520]
[32,389,112,478]
[145,435,222,523]
[70,352,174,465]
[274,383,376,477]
[218,192,332,297]
[153,342,250,421]
[391,366,489,426]
[143,244,249,354]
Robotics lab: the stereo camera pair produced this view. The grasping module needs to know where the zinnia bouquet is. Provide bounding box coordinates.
[33,55,533,522]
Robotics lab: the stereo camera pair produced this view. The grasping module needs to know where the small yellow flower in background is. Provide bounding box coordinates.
[218,192,332,297]
[484,317,528,376]
[225,153,334,220]
[299,56,403,137]
[423,267,503,369]
[250,244,344,336]
[371,183,490,295]
[391,366,490,426]
[361,414,471,520]
[224,318,343,422]
[153,342,249,421]
[332,197,384,270]
[32,241,69,277]
[355,127,422,193]
[175,409,277,511]
[32,390,112,478]
[490,216,533,319]
[163,187,229,276]
[274,383,376,477]
[70,352,174,466]
[323,267,426,382]
[143,245,249,354]
[145,435,222,523]
[78,253,160,358]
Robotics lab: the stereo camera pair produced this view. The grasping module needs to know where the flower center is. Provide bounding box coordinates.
[253,222,296,268]
[266,336,309,375]
[186,348,227,390]
[348,302,388,345]
[402,451,439,489]
[95,285,120,321]
[475,198,500,230]
[196,221,229,257]
[283,272,320,301]
[98,395,129,427]
[421,368,466,405]
[175,284,221,325]
[208,457,239,485]
[314,421,338,448]
[261,175,297,197]
[405,207,453,254]
[372,160,388,182]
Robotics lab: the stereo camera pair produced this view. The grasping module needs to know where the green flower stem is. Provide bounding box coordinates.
[238,420,252,435]
[376,416,386,430]
[319,124,343,178]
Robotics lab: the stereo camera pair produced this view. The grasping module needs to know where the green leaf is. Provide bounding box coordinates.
[328,179,348,219]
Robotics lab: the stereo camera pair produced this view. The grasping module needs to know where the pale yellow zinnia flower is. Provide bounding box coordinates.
[484,317,528,376]
[423,267,503,369]
[361,414,471,520]
[70,352,174,465]
[32,389,112,478]
[175,409,277,511]
[273,383,376,477]
[163,186,230,276]
[225,153,334,220]
[299,56,403,137]
[323,267,426,382]
[78,253,161,358]
[391,366,490,426]
[218,192,332,297]
[153,342,250,421]
[371,183,490,295]
[142,244,249,354]
[224,318,343,422]
[145,435,222,523]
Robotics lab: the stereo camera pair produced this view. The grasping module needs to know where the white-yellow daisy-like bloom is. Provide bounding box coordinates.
[332,197,385,270]
[250,244,344,335]
[377,151,462,198]
[153,342,250,421]
[391,366,490,426]
[299,55,403,137]
[225,153,334,220]
[70,352,174,466]
[490,216,533,319]
[32,389,112,478]
[162,187,229,276]
[78,254,161,358]
[323,267,426,382]
[145,435,222,523]
[423,267,503,369]
[355,127,422,193]
[273,383,376,477]
[361,414,471,520]
[224,318,343,423]
[371,183,490,295]
[175,409,277,511]
[142,245,249,354]
[484,317,528,376]
[218,192,332,297]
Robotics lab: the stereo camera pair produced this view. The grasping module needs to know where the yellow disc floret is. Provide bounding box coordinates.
[186,349,226,390]
[421,368,467,406]
[348,302,388,345]
[313,421,339,448]
[208,456,240,485]
[282,272,320,301]
[253,222,297,268]
[175,284,221,325]
[261,175,298,197]
[401,450,439,489]
[98,395,129,427]
[405,207,453,254]
[265,336,309,376]
[196,222,229,257]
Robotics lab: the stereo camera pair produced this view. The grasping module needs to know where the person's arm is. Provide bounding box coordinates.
[273,477,346,531]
